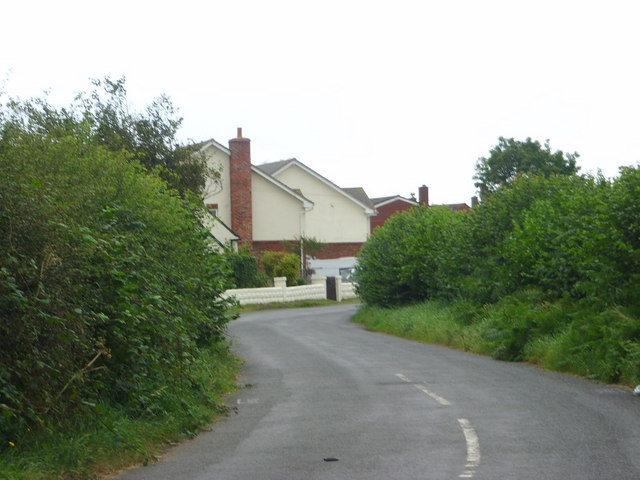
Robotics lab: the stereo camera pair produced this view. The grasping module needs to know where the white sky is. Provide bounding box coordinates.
[2,0,640,205]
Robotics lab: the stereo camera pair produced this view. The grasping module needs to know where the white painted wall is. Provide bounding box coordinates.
[222,277,357,305]
[274,165,370,242]
[202,144,232,226]
[252,173,305,241]
[200,144,371,247]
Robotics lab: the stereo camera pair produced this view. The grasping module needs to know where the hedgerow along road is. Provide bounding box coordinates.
[115,304,640,479]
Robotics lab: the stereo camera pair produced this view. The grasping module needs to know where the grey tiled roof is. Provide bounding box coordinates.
[371,195,395,204]
[344,187,375,210]
[257,158,375,213]
[444,203,471,211]
[255,159,295,175]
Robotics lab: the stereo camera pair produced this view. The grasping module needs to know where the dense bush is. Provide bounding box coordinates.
[357,172,637,307]
[606,166,640,305]
[355,162,640,383]
[463,175,578,303]
[260,251,301,286]
[524,305,640,383]
[0,92,234,452]
[479,289,573,361]
[355,206,470,307]
[225,247,268,288]
[458,173,620,304]
[483,174,612,301]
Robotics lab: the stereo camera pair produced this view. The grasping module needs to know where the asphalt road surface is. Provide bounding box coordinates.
[116,304,640,479]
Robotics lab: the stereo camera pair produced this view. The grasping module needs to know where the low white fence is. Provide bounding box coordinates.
[223,276,357,305]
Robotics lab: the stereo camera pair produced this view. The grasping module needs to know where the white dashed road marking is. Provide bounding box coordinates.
[394,374,480,478]
[458,418,480,478]
[394,373,451,406]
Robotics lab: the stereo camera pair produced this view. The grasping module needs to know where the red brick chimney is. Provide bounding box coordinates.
[418,185,429,206]
[229,128,252,245]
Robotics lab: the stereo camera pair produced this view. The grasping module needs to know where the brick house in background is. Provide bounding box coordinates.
[199,129,376,261]
[370,185,427,230]
[370,195,418,230]
[371,185,477,231]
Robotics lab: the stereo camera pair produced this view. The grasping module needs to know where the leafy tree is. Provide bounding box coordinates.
[2,76,216,195]
[82,77,218,195]
[474,137,579,197]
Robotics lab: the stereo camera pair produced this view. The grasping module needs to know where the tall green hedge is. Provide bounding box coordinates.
[355,206,470,306]
[355,170,640,379]
[0,98,234,448]
[357,172,640,308]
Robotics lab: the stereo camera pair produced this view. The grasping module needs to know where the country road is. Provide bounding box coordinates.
[116,304,640,479]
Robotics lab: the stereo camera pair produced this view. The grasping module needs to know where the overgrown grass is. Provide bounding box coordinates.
[352,300,492,355]
[0,343,240,480]
[353,292,640,386]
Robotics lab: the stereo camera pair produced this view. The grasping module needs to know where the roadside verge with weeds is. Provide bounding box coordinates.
[353,292,640,387]
[0,343,240,480]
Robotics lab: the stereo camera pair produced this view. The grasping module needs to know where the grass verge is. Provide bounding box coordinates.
[0,343,241,480]
[352,300,492,356]
[352,292,640,386]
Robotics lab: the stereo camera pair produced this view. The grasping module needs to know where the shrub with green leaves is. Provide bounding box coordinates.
[463,175,568,303]
[225,247,267,288]
[500,174,613,299]
[606,166,640,305]
[355,206,471,307]
[260,251,301,286]
[0,93,234,449]
[354,142,640,387]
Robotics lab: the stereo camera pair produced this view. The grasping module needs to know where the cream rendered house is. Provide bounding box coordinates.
[256,159,375,257]
[198,129,375,260]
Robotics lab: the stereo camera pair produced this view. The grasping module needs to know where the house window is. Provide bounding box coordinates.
[206,203,218,217]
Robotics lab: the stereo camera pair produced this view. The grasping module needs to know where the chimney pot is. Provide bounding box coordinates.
[418,185,429,206]
[237,127,243,138]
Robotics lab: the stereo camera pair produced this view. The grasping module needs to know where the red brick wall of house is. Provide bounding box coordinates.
[314,242,364,258]
[251,240,289,254]
[229,129,252,245]
[371,200,416,231]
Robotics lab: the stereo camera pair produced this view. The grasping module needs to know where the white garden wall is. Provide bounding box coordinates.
[223,276,357,305]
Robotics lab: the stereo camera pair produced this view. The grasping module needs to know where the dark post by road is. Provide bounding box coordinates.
[326,276,338,301]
